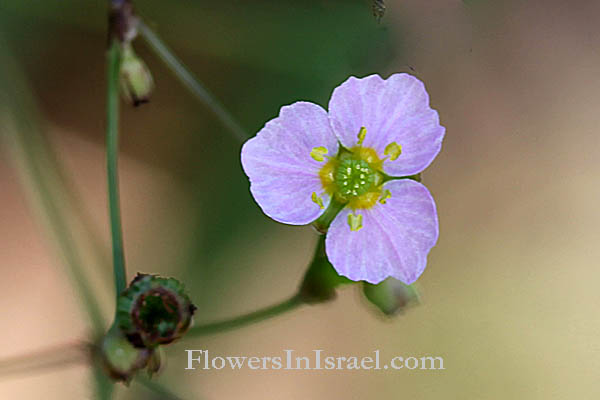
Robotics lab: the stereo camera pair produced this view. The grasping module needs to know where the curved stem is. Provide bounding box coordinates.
[137,20,248,143]
[0,342,88,380]
[106,41,127,297]
[93,363,115,400]
[187,294,304,337]
[136,377,187,400]
[313,199,345,233]
[0,42,106,332]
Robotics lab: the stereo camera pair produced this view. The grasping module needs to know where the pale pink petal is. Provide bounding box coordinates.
[328,74,444,176]
[325,179,438,284]
[241,102,338,224]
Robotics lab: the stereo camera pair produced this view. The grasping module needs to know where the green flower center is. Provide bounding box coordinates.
[335,158,377,198]
[312,127,401,212]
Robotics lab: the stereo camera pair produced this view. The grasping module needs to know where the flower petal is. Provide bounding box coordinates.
[325,179,439,284]
[241,102,339,225]
[328,74,445,176]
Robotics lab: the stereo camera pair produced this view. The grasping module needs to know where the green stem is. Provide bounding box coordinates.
[28,157,107,330]
[313,199,345,233]
[41,136,113,295]
[0,41,106,332]
[137,20,248,142]
[186,198,346,337]
[106,41,127,297]
[0,342,88,379]
[187,295,304,337]
[136,377,186,400]
[93,363,114,400]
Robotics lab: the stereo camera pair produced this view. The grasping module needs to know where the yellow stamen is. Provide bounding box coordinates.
[318,158,337,195]
[347,213,363,231]
[351,146,384,171]
[384,142,402,161]
[310,146,329,162]
[379,189,392,204]
[311,192,325,209]
[357,127,367,145]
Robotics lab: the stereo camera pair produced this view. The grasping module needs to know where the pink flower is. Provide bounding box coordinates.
[241,74,444,284]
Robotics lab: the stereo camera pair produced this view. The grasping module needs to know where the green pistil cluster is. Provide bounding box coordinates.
[335,157,378,199]
[312,127,401,219]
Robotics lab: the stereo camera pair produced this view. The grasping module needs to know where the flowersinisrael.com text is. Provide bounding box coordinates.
[185,350,445,371]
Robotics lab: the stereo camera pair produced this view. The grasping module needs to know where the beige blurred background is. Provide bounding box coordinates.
[1,0,599,398]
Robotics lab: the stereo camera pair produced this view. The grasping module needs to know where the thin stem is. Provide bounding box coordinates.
[137,20,248,142]
[187,294,304,337]
[313,199,345,233]
[40,133,113,294]
[0,41,106,332]
[25,154,107,330]
[93,363,115,400]
[106,41,127,297]
[0,342,88,380]
[136,377,187,400]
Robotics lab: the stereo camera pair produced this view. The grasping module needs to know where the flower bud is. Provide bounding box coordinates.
[100,327,155,383]
[362,278,420,316]
[119,44,154,106]
[299,237,351,303]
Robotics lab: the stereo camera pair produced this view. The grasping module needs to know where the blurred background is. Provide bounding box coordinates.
[1,0,599,398]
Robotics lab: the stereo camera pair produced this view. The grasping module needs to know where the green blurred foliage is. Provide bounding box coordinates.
[0,4,397,396]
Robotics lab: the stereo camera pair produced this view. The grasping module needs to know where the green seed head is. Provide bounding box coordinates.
[117,274,196,348]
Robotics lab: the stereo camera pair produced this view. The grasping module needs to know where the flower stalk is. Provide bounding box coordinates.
[106,39,128,298]
[313,199,345,233]
[186,294,303,338]
[0,42,106,332]
[137,20,248,142]
[300,236,352,303]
